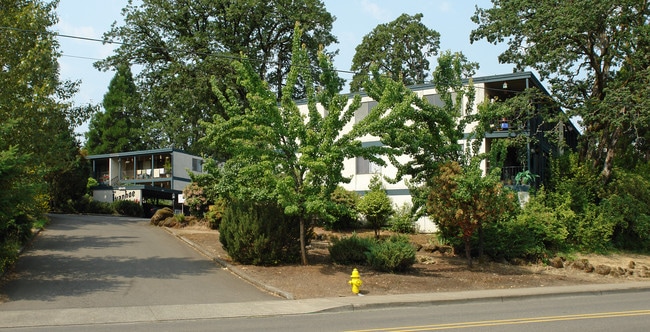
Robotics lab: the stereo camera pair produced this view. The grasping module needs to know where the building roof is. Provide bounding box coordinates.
[86,148,197,160]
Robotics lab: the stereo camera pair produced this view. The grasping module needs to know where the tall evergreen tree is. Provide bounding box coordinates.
[85,63,146,154]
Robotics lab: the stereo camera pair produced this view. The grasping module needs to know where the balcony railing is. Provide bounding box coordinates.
[501,166,524,185]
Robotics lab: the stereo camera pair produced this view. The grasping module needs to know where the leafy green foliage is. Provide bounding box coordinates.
[203,24,385,264]
[350,13,440,92]
[112,200,144,217]
[471,0,650,182]
[96,0,337,154]
[323,186,360,231]
[357,175,394,239]
[388,203,416,234]
[219,200,302,266]
[601,169,650,251]
[366,235,416,272]
[328,234,375,265]
[428,161,518,267]
[204,198,227,230]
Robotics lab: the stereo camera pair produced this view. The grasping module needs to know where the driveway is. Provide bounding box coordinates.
[0,214,279,310]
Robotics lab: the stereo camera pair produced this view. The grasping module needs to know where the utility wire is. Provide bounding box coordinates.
[0,25,357,75]
[2,26,525,93]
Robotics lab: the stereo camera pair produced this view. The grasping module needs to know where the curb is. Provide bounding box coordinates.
[163,228,295,300]
[316,283,650,313]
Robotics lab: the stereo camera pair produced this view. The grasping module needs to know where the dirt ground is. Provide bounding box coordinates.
[169,226,650,300]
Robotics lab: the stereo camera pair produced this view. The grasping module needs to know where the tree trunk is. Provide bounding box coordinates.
[299,218,309,265]
[600,128,620,185]
[464,238,473,268]
[478,222,484,260]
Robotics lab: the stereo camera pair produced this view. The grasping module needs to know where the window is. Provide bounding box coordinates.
[424,93,460,113]
[356,157,382,174]
[192,158,203,172]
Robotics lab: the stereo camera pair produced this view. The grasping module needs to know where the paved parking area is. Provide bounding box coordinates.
[0,214,279,311]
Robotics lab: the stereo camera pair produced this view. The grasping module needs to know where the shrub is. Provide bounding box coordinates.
[481,216,546,261]
[366,235,416,272]
[219,200,302,265]
[204,198,227,230]
[388,203,416,234]
[357,175,394,238]
[602,169,650,251]
[328,234,375,265]
[88,199,114,215]
[112,200,144,217]
[150,207,174,226]
[0,239,20,276]
[324,186,360,231]
[183,182,210,218]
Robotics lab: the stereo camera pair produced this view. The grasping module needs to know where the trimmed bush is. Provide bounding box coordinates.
[366,235,416,272]
[150,207,174,226]
[112,200,144,217]
[328,234,375,265]
[219,200,302,265]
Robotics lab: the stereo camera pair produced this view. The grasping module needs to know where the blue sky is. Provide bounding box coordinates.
[54,1,512,133]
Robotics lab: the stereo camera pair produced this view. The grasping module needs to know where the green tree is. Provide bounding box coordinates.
[95,0,338,155]
[203,23,385,265]
[85,63,147,154]
[350,13,440,92]
[0,0,90,271]
[357,175,394,239]
[471,0,650,183]
[359,51,478,217]
[427,161,517,267]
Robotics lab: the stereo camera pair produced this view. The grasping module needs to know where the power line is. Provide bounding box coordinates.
[0,25,357,75]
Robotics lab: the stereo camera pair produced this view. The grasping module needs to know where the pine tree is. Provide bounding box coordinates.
[85,64,147,154]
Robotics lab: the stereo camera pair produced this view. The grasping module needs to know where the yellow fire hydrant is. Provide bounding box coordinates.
[348,268,363,295]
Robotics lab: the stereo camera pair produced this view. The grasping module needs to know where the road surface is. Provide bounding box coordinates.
[0,214,279,311]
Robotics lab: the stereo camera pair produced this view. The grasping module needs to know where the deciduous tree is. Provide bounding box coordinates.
[95,0,338,155]
[350,13,440,92]
[203,24,384,265]
[0,0,90,269]
[359,51,478,217]
[471,0,650,183]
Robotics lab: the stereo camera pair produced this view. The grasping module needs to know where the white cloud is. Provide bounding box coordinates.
[361,0,390,20]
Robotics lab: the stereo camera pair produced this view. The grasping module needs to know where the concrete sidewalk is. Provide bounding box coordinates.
[3,227,649,329]
[2,282,650,328]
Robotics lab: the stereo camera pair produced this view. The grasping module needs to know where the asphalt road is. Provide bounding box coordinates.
[0,214,279,311]
[4,290,648,331]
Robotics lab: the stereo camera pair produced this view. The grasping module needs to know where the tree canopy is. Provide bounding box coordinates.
[95,0,338,155]
[203,23,384,265]
[360,51,478,185]
[1,0,89,271]
[85,64,147,154]
[471,0,650,183]
[350,13,440,92]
